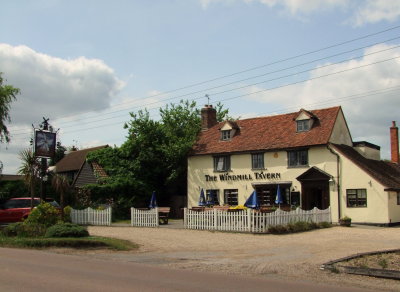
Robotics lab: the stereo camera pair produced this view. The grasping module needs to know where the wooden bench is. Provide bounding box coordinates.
[158,207,170,225]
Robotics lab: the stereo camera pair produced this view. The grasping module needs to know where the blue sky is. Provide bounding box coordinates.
[1,0,400,174]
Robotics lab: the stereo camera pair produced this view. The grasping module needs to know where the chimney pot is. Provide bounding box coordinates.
[390,121,399,164]
[201,105,217,130]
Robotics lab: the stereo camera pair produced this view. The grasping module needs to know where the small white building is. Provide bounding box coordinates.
[187,105,400,225]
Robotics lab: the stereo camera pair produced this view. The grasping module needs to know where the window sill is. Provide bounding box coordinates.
[346,206,367,208]
[287,165,309,169]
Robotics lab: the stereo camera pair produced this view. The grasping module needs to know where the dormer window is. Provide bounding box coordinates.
[295,109,318,132]
[220,121,238,141]
[221,130,231,141]
[297,120,310,132]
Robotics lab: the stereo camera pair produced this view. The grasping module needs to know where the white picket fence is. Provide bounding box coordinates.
[184,207,331,233]
[70,207,112,226]
[131,207,159,227]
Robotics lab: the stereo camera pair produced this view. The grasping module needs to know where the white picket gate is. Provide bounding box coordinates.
[70,207,112,226]
[184,207,331,233]
[131,207,159,227]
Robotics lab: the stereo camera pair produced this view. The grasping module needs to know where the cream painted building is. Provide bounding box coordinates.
[187,105,400,225]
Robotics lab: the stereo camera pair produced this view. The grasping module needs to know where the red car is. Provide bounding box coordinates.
[0,197,60,223]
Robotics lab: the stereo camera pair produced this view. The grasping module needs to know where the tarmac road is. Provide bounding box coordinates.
[0,248,373,292]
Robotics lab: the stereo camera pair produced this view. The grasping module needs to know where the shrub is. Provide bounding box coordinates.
[63,206,72,222]
[268,221,332,234]
[45,223,89,238]
[268,224,288,234]
[2,222,47,237]
[318,221,332,228]
[24,202,59,227]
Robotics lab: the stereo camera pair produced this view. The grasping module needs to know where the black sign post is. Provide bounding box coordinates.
[34,118,56,201]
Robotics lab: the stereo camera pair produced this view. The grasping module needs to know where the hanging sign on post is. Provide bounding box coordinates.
[34,130,56,158]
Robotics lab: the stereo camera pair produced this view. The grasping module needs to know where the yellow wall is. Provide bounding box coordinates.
[338,152,389,224]
[188,145,395,224]
[188,146,340,217]
[388,191,400,223]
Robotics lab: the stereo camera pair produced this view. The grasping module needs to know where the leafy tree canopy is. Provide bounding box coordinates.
[87,100,230,208]
[0,73,20,143]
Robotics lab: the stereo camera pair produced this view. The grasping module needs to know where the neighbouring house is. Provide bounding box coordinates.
[187,105,400,225]
[54,145,108,188]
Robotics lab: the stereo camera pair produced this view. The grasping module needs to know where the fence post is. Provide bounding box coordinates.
[156,207,159,227]
[247,208,251,232]
[213,209,217,230]
[184,208,187,228]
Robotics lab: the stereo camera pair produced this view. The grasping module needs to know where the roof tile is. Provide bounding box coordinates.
[191,106,341,155]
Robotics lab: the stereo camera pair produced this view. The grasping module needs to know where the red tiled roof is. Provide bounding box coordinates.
[191,106,341,155]
[55,145,108,173]
[92,162,108,178]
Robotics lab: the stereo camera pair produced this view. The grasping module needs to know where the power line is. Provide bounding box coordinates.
[8,57,400,141]
[9,38,400,136]
[9,25,400,132]
[218,55,400,103]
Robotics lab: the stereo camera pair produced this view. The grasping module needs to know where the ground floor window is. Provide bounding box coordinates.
[397,192,400,205]
[206,189,220,205]
[255,185,291,206]
[224,189,238,206]
[346,189,367,207]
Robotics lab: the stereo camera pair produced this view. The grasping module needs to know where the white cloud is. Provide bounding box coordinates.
[256,0,348,15]
[199,0,400,26]
[0,44,125,126]
[353,0,400,26]
[243,43,400,159]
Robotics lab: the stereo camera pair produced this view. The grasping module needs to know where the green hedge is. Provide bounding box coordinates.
[45,223,89,238]
[268,221,332,234]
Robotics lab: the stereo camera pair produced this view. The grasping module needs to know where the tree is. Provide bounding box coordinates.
[52,174,70,219]
[87,100,231,213]
[0,73,20,143]
[18,149,40,208]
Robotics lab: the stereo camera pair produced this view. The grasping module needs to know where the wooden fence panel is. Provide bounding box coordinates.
[130,208,159,227]
[185,207,331,233]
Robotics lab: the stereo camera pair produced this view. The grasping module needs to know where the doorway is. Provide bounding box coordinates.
[297,167,331,210]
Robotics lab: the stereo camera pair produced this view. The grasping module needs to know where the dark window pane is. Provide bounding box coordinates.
[224,189,238,206]
[346,189,367,207]
[252,153,264,169]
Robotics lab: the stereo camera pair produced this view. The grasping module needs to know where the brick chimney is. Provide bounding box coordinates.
[201,105,217,130]
[390,121,399,164]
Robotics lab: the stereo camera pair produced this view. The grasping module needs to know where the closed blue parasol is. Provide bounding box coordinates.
[198,188,206,206]
[149,191,157,209]
[244,190,260,209]
[275,185,283,206]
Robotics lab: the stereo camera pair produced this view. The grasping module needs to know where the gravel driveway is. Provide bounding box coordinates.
[85,224,400,291]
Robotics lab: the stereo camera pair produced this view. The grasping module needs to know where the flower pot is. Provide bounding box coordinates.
[339,219,351,227]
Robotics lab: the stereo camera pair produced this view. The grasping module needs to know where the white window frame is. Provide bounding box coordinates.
[221,130,231,141]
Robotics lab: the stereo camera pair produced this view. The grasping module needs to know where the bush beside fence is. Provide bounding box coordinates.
[70,207,112,226]
[184,207,331,233]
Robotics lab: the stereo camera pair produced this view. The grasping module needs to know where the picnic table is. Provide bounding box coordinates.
[158,207,170,225]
